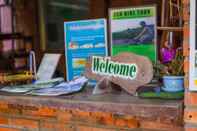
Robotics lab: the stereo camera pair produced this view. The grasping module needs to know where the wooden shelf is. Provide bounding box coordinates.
[157,26,183,32]
[0,33,25,40]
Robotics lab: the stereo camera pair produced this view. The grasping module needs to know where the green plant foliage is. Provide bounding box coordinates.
[154,48,184,77]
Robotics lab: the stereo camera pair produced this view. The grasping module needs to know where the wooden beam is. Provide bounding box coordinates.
[157,26,183,32]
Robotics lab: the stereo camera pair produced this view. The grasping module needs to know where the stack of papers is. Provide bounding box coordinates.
[0,77,88,96]
[0,78,64,93]
[28,77,88,96]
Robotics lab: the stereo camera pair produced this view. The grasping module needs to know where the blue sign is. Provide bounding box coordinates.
[64,19,108,81]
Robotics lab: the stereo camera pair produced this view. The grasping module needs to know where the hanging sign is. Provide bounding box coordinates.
[109,6,157,62]
[64,19,108,81]
[85,52,153,95]
[189,0,197,90]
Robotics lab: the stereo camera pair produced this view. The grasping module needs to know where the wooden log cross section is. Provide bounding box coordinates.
[84,52,153,95]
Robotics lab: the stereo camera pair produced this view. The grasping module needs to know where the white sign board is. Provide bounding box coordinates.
[37,53,61,81]
[189,0,197,90]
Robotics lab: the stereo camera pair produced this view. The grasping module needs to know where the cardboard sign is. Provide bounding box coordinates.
[85,52,153,95]
[64,19,108,81]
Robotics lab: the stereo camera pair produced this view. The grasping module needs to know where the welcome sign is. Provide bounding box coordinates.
[85,53,153,95]
[92,56,138,80]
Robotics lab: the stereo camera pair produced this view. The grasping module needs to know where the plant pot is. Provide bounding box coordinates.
[162,76,184,92]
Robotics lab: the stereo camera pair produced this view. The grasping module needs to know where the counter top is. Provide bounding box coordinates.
[0,88,183,125]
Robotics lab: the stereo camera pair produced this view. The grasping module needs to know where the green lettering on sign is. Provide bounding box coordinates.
[92,56,138,80]
[112,7,155,20]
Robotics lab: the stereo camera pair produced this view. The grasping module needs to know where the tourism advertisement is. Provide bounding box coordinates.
[109,6,157,62]
[64,19,108,81]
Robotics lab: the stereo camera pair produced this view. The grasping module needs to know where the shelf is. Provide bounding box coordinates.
[0,33,32,40]
[157,26,183,32]
[0,4,12,8]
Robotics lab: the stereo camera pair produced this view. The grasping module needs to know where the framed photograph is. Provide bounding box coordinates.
[64,19,108,81]
[189,0,197,90]
[109,6,157,62]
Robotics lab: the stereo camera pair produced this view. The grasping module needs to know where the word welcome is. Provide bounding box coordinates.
[92,56,138,80]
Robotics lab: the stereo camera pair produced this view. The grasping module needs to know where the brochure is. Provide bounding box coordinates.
[28,76,88,96]
[0,77,64,93]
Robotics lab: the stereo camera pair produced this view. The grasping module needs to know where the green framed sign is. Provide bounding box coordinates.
[109,6,157,62]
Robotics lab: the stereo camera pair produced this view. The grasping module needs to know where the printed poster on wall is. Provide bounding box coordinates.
[189,0,197,90]
[64,19,108,81]
[109,6,157,62]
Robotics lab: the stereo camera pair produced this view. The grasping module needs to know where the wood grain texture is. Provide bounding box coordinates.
[85,52,153,95]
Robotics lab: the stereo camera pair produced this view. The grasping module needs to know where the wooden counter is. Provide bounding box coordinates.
[0,88,183,131]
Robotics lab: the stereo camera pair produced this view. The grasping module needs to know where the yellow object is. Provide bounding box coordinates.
[194,80,197,86]
[0,71,34,83]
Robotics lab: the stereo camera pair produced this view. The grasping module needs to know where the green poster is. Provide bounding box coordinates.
[109,6,157,62]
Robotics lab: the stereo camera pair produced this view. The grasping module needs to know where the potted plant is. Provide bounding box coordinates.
[154,48,184,92]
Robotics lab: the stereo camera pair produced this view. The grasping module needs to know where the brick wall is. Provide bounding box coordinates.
[182,0,197,130]
[0,97,183,131]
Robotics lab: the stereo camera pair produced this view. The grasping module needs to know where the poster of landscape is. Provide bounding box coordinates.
[109,6,157,62]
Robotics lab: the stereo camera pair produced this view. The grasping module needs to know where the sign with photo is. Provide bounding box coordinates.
[64,19,108,81]
[189,0,197,90]
[109,6,157,62]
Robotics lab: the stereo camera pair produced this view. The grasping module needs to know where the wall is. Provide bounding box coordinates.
[0,94,183,131]
[183,0,197,130]
[14,0,40,65]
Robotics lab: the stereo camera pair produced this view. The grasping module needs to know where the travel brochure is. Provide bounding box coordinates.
[0,78,65,93]
[0,77,87,96]
[28,77,88,96]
